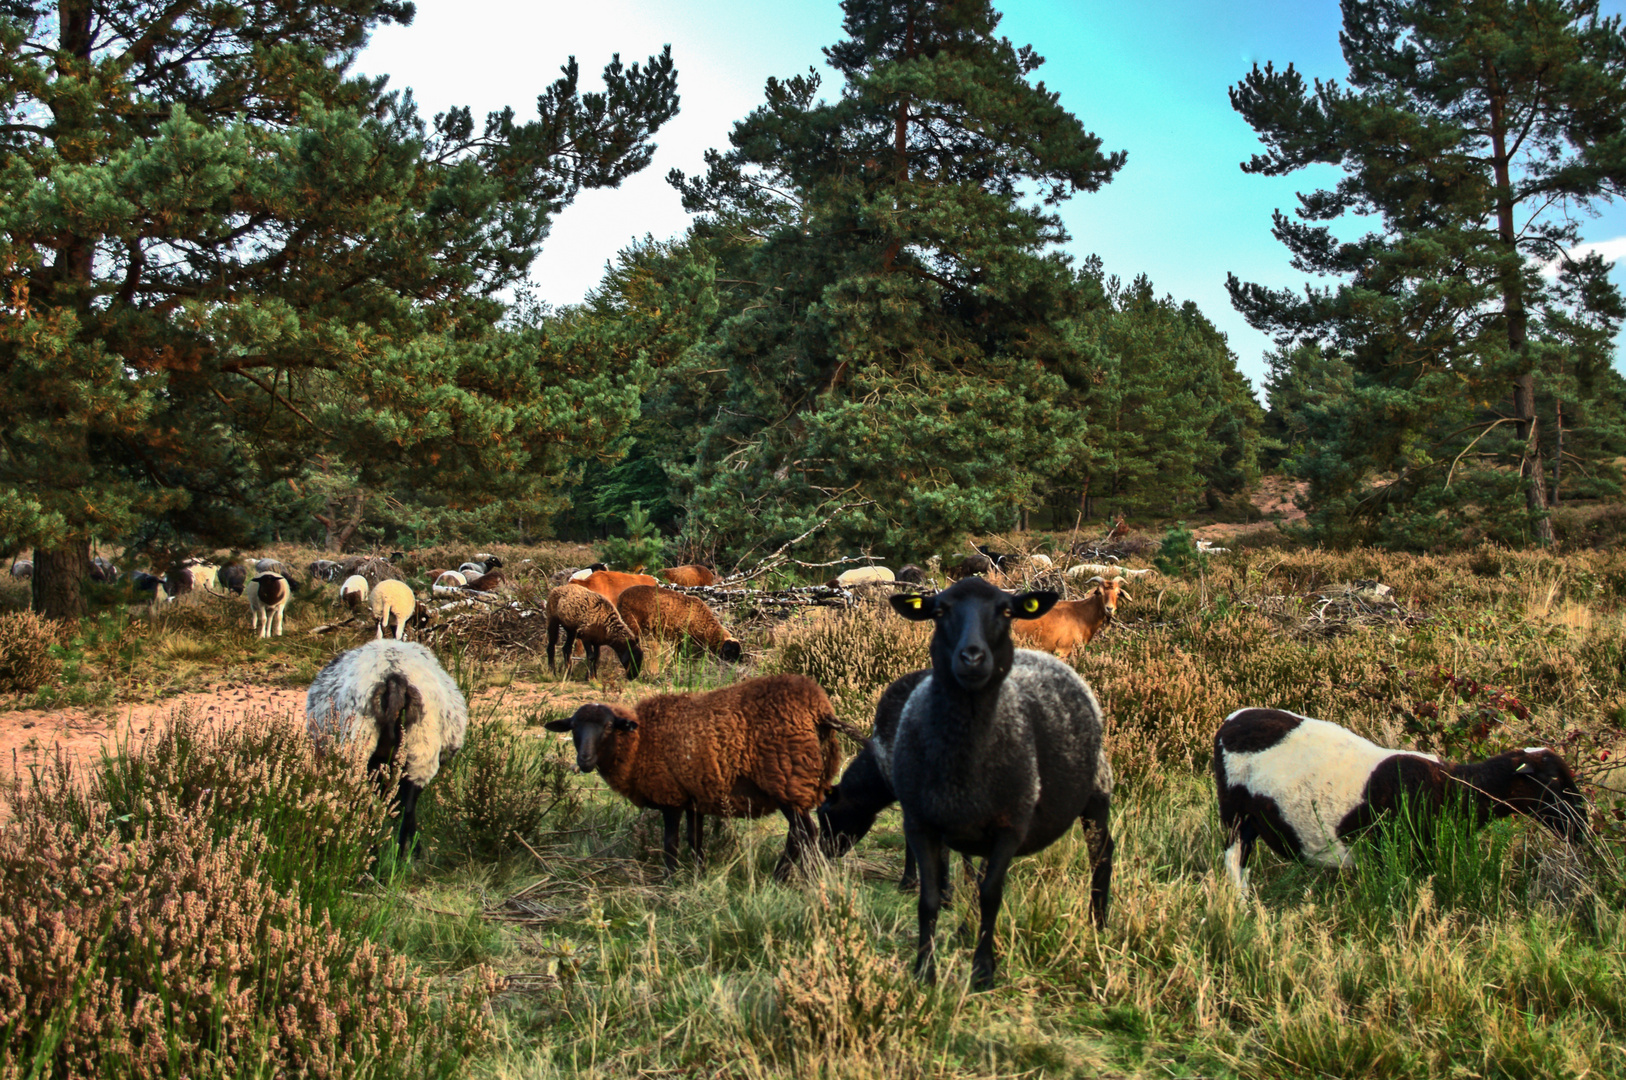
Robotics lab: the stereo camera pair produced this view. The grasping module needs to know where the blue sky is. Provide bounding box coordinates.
[359,0,1626,393]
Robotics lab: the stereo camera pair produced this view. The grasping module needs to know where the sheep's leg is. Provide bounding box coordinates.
[906,823,946,985]
[274,606,285,637]
[899,840,918,890]
[561,628,579,680]
[546,617,561,673]
[1223,819,1257,892]
[773,806,817,882]
[661,808,682,877]
[396,778,423,856]
[971,829,1023,990]
[1083,792,1115,928]
[687,806,705,870]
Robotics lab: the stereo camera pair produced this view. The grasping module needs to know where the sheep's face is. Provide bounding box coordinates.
[545,704,638,773]
[720,639,743,662]
[1507,749,1589,840]
[891,577,1059,692]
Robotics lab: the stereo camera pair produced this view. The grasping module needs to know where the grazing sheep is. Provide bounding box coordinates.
[546,583,643,679]
[132,570,168,602]
[827,565,895,588]
[340,574,370,613]
[166,559,219,596]
[660,564,717,587]
[340,556,403,589]
[370,579,418,640]
[306,639,468,852]
[462,569,505,592]
[1213,708,1588,891]
[9,560,32,580]
[1024,553,1054,570]
[579,569,658,606]
[897,564,927,584]
[307,559,343,583]
[216,564,247,595]
[888,577,1114,988]
[544,675,842,878]
[246,573,290,638]
[88,556,119,584]
[946,551,994,581]
[974,543,1016,571]
[1011,577,1129,656]
[615,585,742,662]
[431,570,467,597]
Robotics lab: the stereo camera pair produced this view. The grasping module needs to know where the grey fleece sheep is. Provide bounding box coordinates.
[306,639,468,852]
[546,583,643,679]
[545,675,842,879]
[887,576,1114,988]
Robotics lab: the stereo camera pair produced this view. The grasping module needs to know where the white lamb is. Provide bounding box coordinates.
[305,639,468,852]
[370,578,418,640]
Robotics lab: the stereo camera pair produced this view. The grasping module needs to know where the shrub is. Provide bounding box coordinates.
[417,714,578,861]
[0,609,63,693]
[1153,522,1208,578]
[597,500,667,573]
[0,711,499,1080]
[768,603,931,725]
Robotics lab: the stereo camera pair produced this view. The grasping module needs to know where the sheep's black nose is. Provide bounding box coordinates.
[959,644,986,667]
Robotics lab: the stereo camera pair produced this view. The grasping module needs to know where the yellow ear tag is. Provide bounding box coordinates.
[908,596,922,609]
[1023,597,1040,613]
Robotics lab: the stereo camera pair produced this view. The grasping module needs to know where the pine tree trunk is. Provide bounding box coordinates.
[32,538,89,621]
[1551,397,1563,507]
[1489,89,1554,545]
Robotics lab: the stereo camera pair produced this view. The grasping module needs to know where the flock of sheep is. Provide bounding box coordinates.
[296,552,1589,989]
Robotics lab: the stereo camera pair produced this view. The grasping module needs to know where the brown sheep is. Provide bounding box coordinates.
[544,675,842,878]
[580,569,659,606]
[615,585,742,662]
[463,569,505,592]
[1011,576,1129,656]
[546,584,643,679]
[660,564,717,587]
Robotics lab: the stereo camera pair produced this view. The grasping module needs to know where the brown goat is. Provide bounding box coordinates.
[660,564,717,587]
[616,585,742,661]
[580,569,659,606]
[1011,577,1130,656]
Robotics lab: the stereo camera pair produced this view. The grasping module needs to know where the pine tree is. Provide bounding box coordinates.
[0,0,679,616]
[1228,0,1626,547]
[668,0,1123,558]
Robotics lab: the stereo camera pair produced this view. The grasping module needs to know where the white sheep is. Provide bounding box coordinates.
[829,565,895,588]
[339,574,369,613]
[246,572,289,638]
[305,639,468,852]
[370,578,417,640]
[432,570,468,597]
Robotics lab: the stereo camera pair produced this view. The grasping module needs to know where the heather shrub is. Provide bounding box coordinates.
[418,714,578,862]
[0,609,62,693]
[769,604,930,725]
[0,711,499,1080]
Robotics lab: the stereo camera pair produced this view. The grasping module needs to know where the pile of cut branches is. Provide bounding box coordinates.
[1241,580,1429,638]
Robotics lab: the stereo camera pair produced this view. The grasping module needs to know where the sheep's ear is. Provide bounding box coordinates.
[890,592,936,621]
[543,718,574,733]
[1012,591,1060,620]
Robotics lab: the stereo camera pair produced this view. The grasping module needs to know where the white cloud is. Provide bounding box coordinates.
[1538,236,1626,277]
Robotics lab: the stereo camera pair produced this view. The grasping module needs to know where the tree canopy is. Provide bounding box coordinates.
[0,0,679,615]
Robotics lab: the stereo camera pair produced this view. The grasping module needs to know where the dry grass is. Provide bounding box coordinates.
[3,542,1626,1078]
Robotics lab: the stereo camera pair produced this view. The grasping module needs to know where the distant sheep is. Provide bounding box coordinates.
[579,570,658,606]
[370,579,418,640]
[340,574,370,613]
[339,556,403,589]
[306,640,468,852]
[431,570,467,597]
[546,583,643,679]
[246,573,290,638]
[217,564,247,595]
[132,571,168,602]
[1011,576,1129,656]
[308,559,344,583]
[462,569,505,592]
[828,565,895,588]
[615,585,742,662]
[660,564,717,587]
[88,557,119,583]
[544,675,842,878]
[896,564,927,584]
[1214,708,1588,891]
[9,560,32,580]
[887,577,1114,987]
[946,551,994,581]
